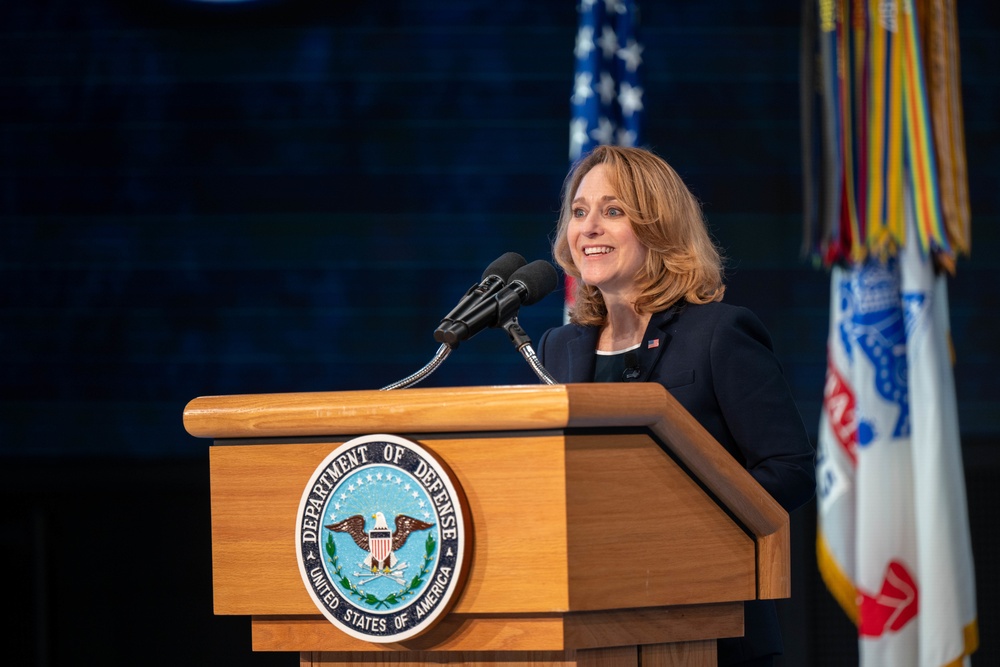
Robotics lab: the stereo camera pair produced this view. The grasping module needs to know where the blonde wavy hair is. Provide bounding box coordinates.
[553,145,725,326]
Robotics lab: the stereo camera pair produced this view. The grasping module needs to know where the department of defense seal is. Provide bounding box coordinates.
[295,434,471,642]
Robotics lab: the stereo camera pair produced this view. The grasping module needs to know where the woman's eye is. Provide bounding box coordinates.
[573,208,586,218]
[606,207,622,217]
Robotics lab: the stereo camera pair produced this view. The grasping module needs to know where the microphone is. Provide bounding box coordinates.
[622,352,641,382]
[435,252,526,335]
[434,259,558,347]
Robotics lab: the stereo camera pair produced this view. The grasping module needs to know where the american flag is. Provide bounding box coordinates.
[569,0,644,162]
[566,0,644,317]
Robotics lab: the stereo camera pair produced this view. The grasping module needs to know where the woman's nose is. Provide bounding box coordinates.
[580,211,602,235]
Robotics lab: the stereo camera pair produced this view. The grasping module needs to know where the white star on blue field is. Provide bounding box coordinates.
[325,465,434,526]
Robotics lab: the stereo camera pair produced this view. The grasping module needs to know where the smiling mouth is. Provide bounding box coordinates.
[583,246,614,256]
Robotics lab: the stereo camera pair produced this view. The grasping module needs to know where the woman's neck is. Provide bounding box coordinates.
[598,299,651,351]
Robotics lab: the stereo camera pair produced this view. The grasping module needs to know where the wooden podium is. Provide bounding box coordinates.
[183,383,789,667]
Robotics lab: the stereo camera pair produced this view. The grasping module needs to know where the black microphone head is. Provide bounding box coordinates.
[507,260,559,306]
[481,252,527,282]
[622,351,641,381]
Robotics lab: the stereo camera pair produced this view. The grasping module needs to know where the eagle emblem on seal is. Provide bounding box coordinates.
[326,511,434,576]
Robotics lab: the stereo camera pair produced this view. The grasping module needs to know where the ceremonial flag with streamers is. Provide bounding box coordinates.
[566,0,644,318]
[818,218,978,665]
[805,1,978,664]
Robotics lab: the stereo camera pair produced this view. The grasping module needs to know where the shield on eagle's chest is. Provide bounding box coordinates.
[369,528,392,562]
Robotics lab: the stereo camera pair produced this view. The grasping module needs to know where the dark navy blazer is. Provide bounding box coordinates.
[537,300,816,664]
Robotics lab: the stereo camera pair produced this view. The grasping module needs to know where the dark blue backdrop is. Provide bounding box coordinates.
[2,1,997,665]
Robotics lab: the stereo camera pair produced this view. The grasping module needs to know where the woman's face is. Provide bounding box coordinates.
[567,164,648,303]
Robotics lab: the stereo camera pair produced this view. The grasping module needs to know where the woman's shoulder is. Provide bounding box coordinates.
[540,321,594,345]
[668,299,757,323]
[537,321,598,369]
[686,299,766,320]
[668,300,771,338]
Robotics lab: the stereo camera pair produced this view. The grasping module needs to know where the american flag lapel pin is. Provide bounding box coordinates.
[647,339,659,349]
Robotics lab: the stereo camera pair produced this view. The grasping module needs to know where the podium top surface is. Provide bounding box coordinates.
[183,383,670,440]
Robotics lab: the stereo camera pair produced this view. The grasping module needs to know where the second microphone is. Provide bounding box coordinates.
[433,259,558,347]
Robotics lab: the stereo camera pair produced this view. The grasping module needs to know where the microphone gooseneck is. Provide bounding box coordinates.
[501,318,558,385]
[383,253,559,391]
[380,343,453,391]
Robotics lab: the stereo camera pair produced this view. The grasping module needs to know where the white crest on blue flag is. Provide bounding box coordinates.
[817,200,978,665]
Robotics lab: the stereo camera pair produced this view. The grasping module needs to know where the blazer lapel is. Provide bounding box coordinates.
[634,304,682,382]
